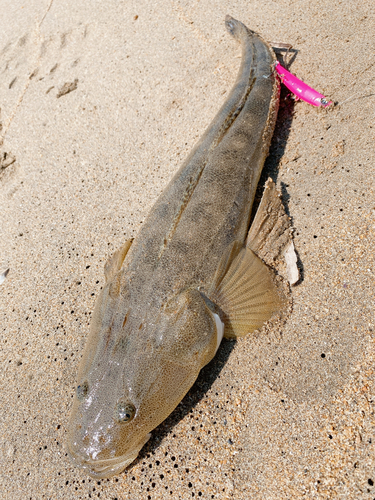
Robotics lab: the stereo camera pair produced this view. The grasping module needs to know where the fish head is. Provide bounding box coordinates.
[66,282,152,478]
[67,284,219,478]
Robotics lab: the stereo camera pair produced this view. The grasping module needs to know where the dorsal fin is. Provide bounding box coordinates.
[104,239,133,283]
[247,178,299,285]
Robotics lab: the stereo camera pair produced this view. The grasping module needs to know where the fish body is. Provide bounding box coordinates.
[67,16,282,478]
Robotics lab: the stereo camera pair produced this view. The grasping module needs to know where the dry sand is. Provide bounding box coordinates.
[1,0,374,498]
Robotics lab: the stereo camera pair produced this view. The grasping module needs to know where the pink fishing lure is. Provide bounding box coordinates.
[275,61,332,108]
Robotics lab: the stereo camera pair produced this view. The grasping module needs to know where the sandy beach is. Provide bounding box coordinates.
[1,0,374,498]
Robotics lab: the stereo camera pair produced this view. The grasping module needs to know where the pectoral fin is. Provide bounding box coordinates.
[208,242,284,338]
[161,288,219,367]
[104,239,133,283]
[247,178,299,285]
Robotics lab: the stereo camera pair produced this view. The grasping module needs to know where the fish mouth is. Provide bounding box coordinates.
[66,433,151,479]
[69,452,136,478]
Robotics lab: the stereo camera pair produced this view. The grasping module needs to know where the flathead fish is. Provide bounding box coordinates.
[67,15,289,478]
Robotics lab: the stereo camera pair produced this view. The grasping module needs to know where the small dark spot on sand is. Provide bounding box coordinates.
[9,77,17,89]
[57,79,78,98]
[18,34,28,46]
[1,151,16,169]
[29,68,38,79]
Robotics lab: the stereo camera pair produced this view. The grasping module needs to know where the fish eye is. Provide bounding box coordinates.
[76,381,89,401]
[115,401,136,423]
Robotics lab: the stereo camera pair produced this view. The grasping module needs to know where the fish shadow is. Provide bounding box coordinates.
[133,338,236,464]
[258,83,295,191]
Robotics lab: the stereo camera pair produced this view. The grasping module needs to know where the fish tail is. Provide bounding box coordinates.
[225,15,253,41]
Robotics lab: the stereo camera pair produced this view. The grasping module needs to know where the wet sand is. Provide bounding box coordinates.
[1,0,374,498]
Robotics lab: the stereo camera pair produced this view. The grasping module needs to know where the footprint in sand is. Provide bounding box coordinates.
[0,21,90,136]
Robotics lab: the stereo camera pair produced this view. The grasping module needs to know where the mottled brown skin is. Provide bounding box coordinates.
[67,16,280,478]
